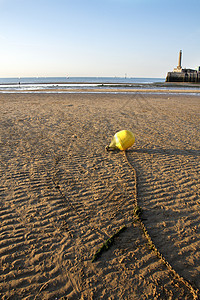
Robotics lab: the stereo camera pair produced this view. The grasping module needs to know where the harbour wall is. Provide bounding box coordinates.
[166,69,200,83]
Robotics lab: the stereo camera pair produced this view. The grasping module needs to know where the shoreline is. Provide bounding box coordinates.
[0,79,200,86]
[1,88,200,95]
[1,80,200,95]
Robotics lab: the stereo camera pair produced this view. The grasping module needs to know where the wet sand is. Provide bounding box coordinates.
[0,93,199,299]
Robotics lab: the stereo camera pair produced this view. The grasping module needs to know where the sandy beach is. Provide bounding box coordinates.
[0,92,199,299]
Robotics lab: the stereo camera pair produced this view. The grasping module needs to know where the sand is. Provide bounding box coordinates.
[0,92,199,300]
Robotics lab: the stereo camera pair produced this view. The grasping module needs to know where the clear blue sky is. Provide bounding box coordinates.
[0,0,199,78]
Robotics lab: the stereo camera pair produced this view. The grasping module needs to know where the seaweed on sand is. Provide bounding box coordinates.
[92,226,127,262]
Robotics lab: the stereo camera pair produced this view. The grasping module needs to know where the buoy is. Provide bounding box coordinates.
[106,130,135,151]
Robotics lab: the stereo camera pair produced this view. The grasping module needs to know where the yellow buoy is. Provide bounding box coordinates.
[106,130,135,151]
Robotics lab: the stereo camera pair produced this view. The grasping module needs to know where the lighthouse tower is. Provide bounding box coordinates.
[173,50,182,72]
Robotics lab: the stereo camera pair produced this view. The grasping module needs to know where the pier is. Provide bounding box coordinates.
[166,51,200,83]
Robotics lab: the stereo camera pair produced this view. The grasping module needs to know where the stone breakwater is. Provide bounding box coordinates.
[166,69,200,83]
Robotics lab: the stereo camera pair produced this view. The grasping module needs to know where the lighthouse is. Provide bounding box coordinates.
[173,50,182,72]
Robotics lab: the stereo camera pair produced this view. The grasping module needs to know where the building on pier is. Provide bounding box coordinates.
[166,50,200,83]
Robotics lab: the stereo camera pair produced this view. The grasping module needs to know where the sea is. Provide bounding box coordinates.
[0,77,200,95]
